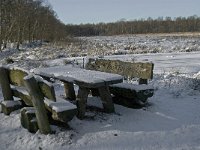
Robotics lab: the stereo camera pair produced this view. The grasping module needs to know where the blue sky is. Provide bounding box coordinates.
[48,0,200,25]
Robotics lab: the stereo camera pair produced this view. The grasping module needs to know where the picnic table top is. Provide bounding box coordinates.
[33,65,123,88]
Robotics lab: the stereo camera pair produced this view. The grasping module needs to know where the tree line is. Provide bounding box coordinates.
[65,16,200,36]
[0,0,66,50]
[1,0,200,51]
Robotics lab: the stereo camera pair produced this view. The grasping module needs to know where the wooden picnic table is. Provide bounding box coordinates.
[33,65,123,119]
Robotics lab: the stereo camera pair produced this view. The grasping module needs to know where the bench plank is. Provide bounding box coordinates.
[44,98,77,122]
[8,67,29,86]
[11,86,33,106]
[35,76,56,101]
[86,59,154,80]
[110,83,154,107]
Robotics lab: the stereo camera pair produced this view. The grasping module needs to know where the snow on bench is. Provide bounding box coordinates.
[109,83,154,106]
[1,100,22,115]
[11,85,32,106]
[44,97,77,122]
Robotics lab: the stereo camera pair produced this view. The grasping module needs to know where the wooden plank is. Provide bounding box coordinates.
[24,75,51,134]
[86,59,154,79]
[0,67,14,100]
[34,75,56,101]
[11,87,33,106]
[38,81,56,102]
[8,67,29,86]
[109,83,154,103]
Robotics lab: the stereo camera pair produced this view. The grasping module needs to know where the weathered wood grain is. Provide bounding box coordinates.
[63,81,76,100]
[38,81,56,101]
[76,87,90,119]
[8,67,29,86]
[98,86,115,113]
[24,75,51,134]
[86,58,154,80]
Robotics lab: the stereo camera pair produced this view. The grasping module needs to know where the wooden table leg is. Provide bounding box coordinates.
[63,82,76,100]
[76,87,89,119]
[90,88,100,96]
[98,86,115,113]
[0,67,14,101]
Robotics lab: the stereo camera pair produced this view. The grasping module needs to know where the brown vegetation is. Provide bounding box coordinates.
[0,0,66,50]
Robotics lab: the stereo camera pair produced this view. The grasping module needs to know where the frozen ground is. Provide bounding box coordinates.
[0,34,200,150]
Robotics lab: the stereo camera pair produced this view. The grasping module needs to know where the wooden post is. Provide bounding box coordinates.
[83,58,85,68]
[24,75,51,134]
[0,67,13,100]
[98,86,115,113]
[63,82,76,100]
[76,87,89,119]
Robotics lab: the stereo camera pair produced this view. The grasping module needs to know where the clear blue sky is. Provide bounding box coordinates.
[47,0,200,25]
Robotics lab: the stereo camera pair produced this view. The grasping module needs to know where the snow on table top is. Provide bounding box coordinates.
[34,65,123,86]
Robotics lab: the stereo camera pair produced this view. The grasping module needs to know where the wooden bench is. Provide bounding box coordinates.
[0,66,77,134]
[86,58,154,107]
[33,65,123,119]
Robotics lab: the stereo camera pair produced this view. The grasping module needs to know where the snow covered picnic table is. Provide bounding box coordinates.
[33,65,123,118]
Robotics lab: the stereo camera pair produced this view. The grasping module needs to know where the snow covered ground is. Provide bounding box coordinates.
[0,34,200,150]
